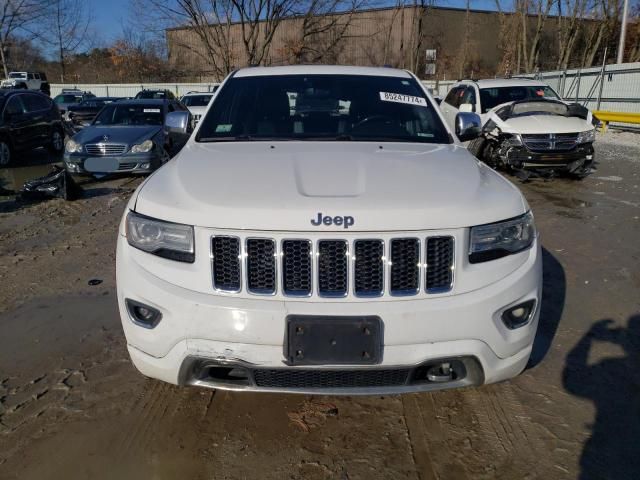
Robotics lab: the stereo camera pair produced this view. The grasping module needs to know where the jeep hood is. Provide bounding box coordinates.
[134,142,527,231]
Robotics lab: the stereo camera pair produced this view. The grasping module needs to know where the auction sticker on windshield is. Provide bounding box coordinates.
[379,92,427,107]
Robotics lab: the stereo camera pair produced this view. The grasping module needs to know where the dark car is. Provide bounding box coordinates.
[66,97,123,129]
[134,89,176,100]
[64,99,191,175]
[53,90,96,114]
[0,89,64,166]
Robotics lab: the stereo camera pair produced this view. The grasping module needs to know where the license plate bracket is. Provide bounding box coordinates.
[285,315,383,366]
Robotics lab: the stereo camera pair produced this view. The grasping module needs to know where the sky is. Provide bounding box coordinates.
[89,0,133,42]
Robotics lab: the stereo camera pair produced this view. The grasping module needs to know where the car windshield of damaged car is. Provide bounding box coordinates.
[54,94,82,104]
[480,86,559,113]
[509,101,569,117]
[92,104,164,126]
[182,94,212,107]
[196,74,451,143]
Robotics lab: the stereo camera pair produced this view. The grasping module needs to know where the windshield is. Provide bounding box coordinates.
[511,101,568,116]
[480,86,559,113]
[182,94,212,107]
[136,90,169,99]
[79,99,106,108]
[197,74,450,143]
[93,104,164,126]
[9,73,26,79]
[54,95,82,104]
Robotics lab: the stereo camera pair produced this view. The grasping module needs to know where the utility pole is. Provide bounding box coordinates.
[617,0,629,63]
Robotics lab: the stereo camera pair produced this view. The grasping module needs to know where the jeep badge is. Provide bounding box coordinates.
[310,212,355,229]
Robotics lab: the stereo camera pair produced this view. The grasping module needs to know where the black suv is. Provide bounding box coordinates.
[0,89,64,166]
[134,89,176,100]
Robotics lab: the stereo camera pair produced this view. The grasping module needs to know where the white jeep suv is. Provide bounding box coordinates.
[117,66,542,395]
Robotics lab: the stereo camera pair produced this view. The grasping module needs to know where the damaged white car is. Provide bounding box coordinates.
[441,79,596,179]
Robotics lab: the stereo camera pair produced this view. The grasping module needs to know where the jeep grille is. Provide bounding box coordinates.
[211,235,454,298]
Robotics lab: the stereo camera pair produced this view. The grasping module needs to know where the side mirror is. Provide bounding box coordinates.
[459,103,475,113]
[165,111,190,134]
[455,112,482,142]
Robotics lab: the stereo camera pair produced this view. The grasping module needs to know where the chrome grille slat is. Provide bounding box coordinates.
[317,240,348,297]
[426,237,454,293]
[246,238,276,295]
[354,240,384,297]
[85,143,128,156]
[211,235,455,298]
[389,238,420,296]
[282,240,312,296]
[212,236,241,292]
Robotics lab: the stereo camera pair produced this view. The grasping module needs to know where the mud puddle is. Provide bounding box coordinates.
[0,163,63,195]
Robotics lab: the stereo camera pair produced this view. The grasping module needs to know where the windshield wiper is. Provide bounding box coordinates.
[198,134,255,142]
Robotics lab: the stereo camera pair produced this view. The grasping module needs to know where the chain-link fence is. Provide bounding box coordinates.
[521,62,640,114]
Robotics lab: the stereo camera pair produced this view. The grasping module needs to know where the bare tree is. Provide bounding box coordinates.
[0,0,48,78]
[407,0,433,74]
[133,0,236,80]
[518,0,555,72]
[229,0,295,66]
[628,4,640,62]
[581,0,621,67]
[556,0,589,69]
[41,0,92,82]
[279,0,369,64]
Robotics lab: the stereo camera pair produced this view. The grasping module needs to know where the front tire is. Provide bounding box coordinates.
[48,128,64,154]
[0,140,12,166]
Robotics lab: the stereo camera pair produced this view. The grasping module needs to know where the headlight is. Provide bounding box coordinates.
[65,139,83,153]
[576,128,596,144]
[125,211,195,263]
[503,134,523,147]
[131,139,154,153]
[469,211,536,263]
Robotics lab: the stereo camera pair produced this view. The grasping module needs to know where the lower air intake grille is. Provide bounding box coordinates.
[318,240,348,296]
[354,240,384,296]
[212,236,241,291]
[390,238,420,295]
[282,240,312,296]
[426,237,454,292]
[252,368,410,389]
[246,239,276,294]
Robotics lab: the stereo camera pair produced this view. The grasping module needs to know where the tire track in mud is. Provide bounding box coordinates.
[116,380,171,458]
[412,382,561,480]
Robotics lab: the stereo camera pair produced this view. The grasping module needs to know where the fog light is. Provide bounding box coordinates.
[140,163,150,169]
[501,299,536,329]
[125,299,162,328]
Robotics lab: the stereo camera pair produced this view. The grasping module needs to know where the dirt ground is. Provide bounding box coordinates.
[0,132,639,480]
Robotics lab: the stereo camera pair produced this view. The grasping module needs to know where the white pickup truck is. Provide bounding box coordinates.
[116,65,542,395]
[1,71,50,96]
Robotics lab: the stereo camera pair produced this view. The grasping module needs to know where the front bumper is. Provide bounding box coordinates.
[64,152,156,175]
[502,143,594,172]
[116,233,543,395]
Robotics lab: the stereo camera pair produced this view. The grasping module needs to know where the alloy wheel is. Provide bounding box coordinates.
[0,142,10,166]
[52,130,64,151]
